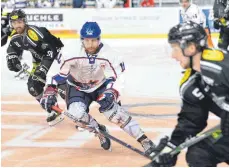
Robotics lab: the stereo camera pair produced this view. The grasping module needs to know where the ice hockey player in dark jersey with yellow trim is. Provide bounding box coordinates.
[6,9,64,126]
[146,21,229,167]
[1,8,11,46]
[213,0,229,51]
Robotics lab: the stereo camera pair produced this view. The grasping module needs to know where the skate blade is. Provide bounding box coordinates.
[48,115,65,126]
[75,126,86,132]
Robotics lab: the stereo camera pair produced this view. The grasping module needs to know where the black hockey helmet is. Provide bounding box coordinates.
[9,9,27,23]
[168,21,207,52]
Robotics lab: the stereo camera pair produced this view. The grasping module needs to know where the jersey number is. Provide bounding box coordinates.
[47,51,53,58]
[192,88,205,100]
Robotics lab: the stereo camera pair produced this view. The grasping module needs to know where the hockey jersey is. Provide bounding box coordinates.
[170,48,229,147]
[181,4,207,27]
[52,42,125,93]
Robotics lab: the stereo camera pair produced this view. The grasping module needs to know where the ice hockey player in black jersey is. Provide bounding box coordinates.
[1,8,11,46]
[6,9,64,125]
[213,0,229,51]
[146,21,229,167]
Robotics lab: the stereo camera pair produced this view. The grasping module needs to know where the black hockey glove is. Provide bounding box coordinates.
[151,153,178,167]
[2,26,12,36]
[145,137,179,167]
[6,54,22,72]
[40,85,58,113]
[33,65,48,82]
[27,75,45,97]
[148,137,178,167]
[214,19,221,29]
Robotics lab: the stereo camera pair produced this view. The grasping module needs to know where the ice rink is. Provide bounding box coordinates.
[1,38,226,167]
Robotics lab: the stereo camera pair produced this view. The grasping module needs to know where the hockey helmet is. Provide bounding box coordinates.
[168,21,207,51]
[9,9,27,23]
[80,22,101,39]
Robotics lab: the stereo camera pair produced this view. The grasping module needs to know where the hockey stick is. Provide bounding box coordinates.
[52,105,152,160]
[14,63,30,78]
[143,124,221,166]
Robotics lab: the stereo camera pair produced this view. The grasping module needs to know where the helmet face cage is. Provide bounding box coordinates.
[9,9,27,27]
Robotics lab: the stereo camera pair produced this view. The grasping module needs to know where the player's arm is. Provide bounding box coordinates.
[103,51,125,94]
[6,39,23,72]
[40,58,74,112]
[225,0,229,13]
[1,13,12,46]
[27,26,63,77]
[189,5,205,26]
[150,99,209,167]
[170,100,209,146]
[200,51,229,137]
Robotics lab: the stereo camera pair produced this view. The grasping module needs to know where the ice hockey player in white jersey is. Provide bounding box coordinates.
[39,21,156,155]
[180,0,206,26]
[180,0,214,47]
[96,0,116,8]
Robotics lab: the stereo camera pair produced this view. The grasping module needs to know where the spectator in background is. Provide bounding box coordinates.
[43,0,52,7]
[123,0,129,7]
[141,0,154,7]
[73,0,84,8]
[96,0,117,8]
[10,0,27,8]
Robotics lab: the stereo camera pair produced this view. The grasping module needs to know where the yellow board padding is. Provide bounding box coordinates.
[50,32,220,39]
[8,29,220,39]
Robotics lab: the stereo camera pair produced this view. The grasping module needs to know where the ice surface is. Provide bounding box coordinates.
[0,39,191,98]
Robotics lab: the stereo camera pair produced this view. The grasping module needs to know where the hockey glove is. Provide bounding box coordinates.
[6,54,22,72]
[149,137,179,167]
[2,26,12,36]
[40,85,58,113]
[34,65,48,82]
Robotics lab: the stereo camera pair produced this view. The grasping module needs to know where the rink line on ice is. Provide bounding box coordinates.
[1,150,15,159]
[0,111,220,120]
[2,124,173,148]
[1,96,225,167]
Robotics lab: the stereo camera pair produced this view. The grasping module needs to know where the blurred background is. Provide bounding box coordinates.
[1,0,217,98]
[1,0,215,9]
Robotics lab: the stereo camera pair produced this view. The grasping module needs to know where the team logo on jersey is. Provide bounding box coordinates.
[28,29,39,41]
[89,57,96,64]
[202,49,224,62]
[100,63,106,69]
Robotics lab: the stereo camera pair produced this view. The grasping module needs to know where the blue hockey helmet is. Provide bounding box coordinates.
[80,22,101,39]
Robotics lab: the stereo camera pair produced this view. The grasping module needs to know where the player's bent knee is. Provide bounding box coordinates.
[66,102,89,123]
[102,103,132,128]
